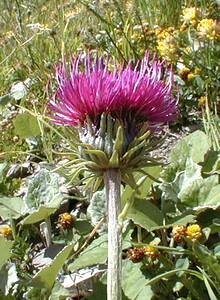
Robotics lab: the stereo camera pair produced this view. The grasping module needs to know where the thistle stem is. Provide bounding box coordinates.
[104,168,122,300]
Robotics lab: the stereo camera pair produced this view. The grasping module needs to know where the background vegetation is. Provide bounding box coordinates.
[0,0,220,299]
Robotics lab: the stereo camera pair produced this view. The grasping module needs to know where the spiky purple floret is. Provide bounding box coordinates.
[49,51,179,129]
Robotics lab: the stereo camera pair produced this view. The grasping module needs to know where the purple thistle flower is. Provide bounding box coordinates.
[49,51,179,130]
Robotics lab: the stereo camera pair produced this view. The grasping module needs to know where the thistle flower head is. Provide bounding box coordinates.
[49,51,179,186]
[49,51,178,129]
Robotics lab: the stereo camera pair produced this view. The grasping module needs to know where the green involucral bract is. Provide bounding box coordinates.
[68,114,162,188]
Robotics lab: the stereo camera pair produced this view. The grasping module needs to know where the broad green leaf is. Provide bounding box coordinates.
[14,113,40,139]
[21,206,56,225]
[74,219,94,235]
[180,175,220,208]
[0,237,14,270]
[160,158,202,204]
[169,130,210,164]
[69,226,132,272]
[29,244,73,290]
[166,211,196,226]
[122,260,153,300]
[68,234,108,271]
[87,189,107,233]
[24,168,64,209]
[135,286,154,300]
[127,199,163,230]
[0,197,26,221]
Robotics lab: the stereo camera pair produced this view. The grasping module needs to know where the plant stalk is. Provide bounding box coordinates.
[104,168,122,300]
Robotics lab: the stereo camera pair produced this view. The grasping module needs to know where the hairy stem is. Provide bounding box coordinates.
[104,168,122,300]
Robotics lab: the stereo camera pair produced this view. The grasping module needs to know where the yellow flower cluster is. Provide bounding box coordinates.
[186,224,202,239]
[143,242,159,260]
[127,242,159,262]
[156,27,179,62]
[181,7,200,24]
[178,66,201,82]
[0,225,12,238]
[171,224,202,242]
[59,212,75,229]
[198,95,207,106]
[197,18,220,39]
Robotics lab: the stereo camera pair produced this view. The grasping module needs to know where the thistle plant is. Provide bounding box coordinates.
[49,51,179,300]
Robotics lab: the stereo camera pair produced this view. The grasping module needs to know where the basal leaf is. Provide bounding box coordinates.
[160,158,202,204]
[0,197,26,221]
[14,113,40,139]
[24,169,64,210]
[87,189,107,234]
[29,244,73,290]
[68,234,108,271]
[169,130,210,164]
[122,260,153,300]
[180,175,220,208]
[127,199,163,230]
[21,206,56,225]
[0,237,14,270]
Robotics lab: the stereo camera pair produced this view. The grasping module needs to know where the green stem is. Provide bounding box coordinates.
[104,168,122,300]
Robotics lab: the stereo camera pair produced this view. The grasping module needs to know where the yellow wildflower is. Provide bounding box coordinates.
[59,213,75,229]
[157,39,178,62]
[0,225,12,238]
[143,242,159,260]
[181,7,199,23]
[183,46,192,54]
[198,95,207,106]
[186,224,202,240]
[178,67,190,80]
[194,68,201,75]
[187,73,195,81]
[197,18,220,39]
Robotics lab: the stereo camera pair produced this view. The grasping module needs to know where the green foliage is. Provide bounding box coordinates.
[0,0,220,298]
[122,260,153,300]
[87,189,107,233]
[127,199,163,230]
[28,244,73,290]
[0,237,14,270]
[0,197,26,220]
[14,113,41,139]
[69,234,108,271]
